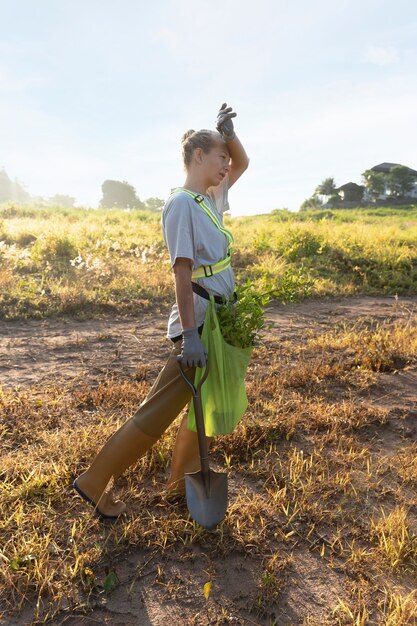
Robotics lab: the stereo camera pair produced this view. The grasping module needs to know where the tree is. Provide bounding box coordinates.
[49,194,76,208]
[13,177,30,202]
[0,168,30,203]
[315,177,337,198]
[387,165,415,198]
[0,169,12,203]
[300,196,323,211]
[362,170,386,201]
[328,193,341,206]
[100,180,144,209]
[144,197,164,212]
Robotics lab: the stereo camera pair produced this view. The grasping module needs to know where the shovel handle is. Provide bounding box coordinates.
[177,357,211,484]
[177,357,209,395]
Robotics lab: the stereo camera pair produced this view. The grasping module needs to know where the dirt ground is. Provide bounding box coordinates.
[1,294,416,625]
[1,294,416,396]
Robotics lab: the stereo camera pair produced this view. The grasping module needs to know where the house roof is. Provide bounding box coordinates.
[371,162,417,176]
[336,182,364,191]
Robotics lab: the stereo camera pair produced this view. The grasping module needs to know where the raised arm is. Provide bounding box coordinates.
[226,134,250,188]
[216,103,249,188]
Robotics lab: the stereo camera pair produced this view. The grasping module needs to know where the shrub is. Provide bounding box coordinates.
[14,232,38,247]
[284,229,327,261]
[32,234,78,264]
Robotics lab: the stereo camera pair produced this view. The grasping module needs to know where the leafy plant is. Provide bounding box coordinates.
[271,265,315,302]
[217,280,271,348]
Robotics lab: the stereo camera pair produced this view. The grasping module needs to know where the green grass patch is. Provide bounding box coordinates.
[0,203,416,319]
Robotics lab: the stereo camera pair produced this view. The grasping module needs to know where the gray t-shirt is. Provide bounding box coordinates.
[162,175,235,339]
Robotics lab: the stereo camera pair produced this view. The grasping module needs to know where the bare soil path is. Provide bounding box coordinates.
[1,295,416,393]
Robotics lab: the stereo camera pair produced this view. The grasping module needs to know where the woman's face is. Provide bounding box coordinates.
[201,141,231,187]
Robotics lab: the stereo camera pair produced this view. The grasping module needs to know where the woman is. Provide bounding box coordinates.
[73,103,249,519]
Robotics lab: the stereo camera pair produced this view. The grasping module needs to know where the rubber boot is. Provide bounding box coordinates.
[166,413,213,495]
[75,418,158,517]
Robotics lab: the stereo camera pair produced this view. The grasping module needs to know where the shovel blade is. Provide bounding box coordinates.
[185,469,228,529]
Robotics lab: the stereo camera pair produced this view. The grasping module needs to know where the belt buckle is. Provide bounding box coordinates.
[203,265,214,277]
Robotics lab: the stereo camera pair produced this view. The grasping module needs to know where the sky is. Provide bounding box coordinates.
[0,0,416,215]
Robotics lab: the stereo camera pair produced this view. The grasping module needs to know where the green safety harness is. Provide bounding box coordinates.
[172,187,234,279]
[172,188,251,438]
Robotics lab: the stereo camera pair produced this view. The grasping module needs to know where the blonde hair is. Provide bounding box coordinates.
[181,129,226,169]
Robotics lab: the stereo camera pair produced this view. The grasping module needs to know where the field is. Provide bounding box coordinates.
[1,204,417,625]
[1,204,417,320]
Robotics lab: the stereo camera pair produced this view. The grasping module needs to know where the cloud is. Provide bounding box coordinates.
[365,45,399,66]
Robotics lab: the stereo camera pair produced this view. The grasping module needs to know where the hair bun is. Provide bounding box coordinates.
[181,129,195,144]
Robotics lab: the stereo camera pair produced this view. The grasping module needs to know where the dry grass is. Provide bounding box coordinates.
[305,315,417,373]
[0,313,417,624]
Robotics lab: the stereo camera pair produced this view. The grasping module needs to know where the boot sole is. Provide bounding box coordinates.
[72,479,121,521]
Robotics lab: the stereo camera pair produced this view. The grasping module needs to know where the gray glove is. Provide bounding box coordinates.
[216,102,237,142]
[179,328,208,367]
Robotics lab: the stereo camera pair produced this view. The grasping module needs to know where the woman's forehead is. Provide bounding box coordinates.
[213,140,230,156]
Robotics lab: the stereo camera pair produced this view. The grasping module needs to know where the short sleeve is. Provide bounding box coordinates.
[207,174,230,215]
[162,195,197,268]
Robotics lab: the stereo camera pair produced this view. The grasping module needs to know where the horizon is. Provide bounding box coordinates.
[2,158,417,215]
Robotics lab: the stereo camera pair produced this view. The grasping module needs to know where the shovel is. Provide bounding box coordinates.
[177,358,228,530]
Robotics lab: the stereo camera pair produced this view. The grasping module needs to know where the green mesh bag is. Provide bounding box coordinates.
[187,295,253,436]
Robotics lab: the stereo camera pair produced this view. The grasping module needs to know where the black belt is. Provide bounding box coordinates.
[170,283,237,343]
[191,282,237,305]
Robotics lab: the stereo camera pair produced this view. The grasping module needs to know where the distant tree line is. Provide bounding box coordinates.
[301,165,416,210]
[0,168,164,211]
[0,168,76,206]
[0,168,31,203]
[99,180,164,211]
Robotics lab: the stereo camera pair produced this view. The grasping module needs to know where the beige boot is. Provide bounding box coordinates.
[165,413,213,495]
[74,418,158,518]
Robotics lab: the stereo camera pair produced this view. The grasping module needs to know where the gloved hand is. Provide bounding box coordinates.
[179,328,208,367]
[216,102,237,142]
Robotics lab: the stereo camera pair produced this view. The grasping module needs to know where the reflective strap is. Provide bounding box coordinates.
[172,187,234,247]
[192,253,232,279]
